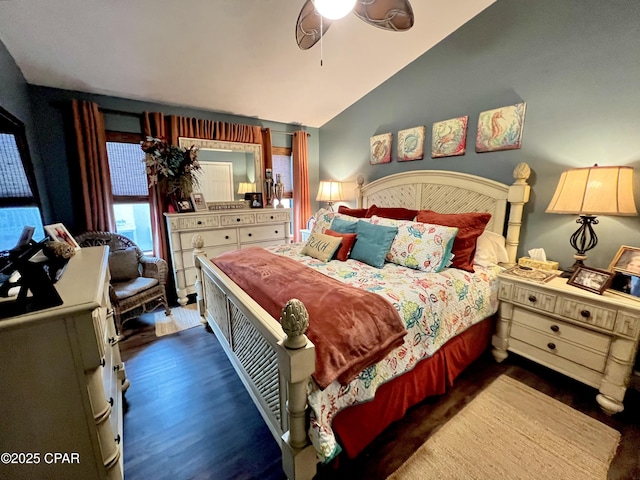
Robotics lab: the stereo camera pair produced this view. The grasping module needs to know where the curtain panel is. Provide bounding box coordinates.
[71,100,115,233]
[292,131,311,242]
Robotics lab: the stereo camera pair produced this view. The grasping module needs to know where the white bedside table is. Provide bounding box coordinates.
[492,274,640,415]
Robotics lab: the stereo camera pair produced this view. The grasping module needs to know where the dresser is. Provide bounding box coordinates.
[165,208,292,305]
[0,246,127,480]
[492,274,640,415]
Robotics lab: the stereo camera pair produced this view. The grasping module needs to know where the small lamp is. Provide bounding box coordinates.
[546,165,637,276]
[316,180,344,211]
[237,182,256,196]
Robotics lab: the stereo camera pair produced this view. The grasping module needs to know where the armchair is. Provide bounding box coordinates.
[75,232,171,335]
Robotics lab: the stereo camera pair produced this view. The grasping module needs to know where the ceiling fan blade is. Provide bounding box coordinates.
[296,0,333,50]
[353,0,414,32]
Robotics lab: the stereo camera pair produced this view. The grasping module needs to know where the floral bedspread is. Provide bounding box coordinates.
[266,244,502,462]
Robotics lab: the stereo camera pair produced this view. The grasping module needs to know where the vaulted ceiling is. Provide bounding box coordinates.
[0,0,494,128]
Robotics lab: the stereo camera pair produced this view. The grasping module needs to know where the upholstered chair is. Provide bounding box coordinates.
[75,231,171,335]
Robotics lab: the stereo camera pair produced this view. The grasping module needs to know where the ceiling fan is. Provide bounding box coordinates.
[296,0,414,50]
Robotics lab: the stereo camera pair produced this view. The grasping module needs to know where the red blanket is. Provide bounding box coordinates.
[212,248,407,389]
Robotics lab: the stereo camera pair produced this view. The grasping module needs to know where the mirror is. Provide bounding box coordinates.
[178,137,263,203]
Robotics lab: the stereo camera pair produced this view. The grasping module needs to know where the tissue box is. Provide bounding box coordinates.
[518,257,559,271]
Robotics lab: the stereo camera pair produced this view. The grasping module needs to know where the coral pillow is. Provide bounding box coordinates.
[415,210,492,272]
[365,204,418,221]
[325,229,357,261]
[337,206,368,218]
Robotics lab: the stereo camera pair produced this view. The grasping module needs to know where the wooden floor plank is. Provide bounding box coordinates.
[119,315,640,480]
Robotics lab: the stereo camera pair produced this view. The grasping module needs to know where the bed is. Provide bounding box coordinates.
[191,164,531,479]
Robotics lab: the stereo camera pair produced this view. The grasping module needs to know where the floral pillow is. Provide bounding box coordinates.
[311,209,361,235]
[369,216,458,273]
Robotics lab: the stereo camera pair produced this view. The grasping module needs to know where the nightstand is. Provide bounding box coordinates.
[492,274,640,415]
[300,229,311,242]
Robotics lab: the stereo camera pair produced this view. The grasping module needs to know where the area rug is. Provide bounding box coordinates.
[388,375,620,480]
[154,304,203,337]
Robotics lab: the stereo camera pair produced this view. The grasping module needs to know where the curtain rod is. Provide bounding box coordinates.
[271,129,311,137]
[99,108,143,118]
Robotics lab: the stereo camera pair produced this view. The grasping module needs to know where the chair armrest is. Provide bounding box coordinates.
[140,256,168,284]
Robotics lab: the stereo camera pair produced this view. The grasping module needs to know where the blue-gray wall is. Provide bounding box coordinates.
[0,40,49,219]
[319,0,640,270]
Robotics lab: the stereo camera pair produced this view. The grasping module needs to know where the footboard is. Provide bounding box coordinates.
[192,238,318,480]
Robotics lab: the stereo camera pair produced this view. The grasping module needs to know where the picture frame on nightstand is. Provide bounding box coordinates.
[567,265,613,295]
[607,245,640,300]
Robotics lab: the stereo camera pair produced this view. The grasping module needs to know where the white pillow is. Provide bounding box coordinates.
[474,230,509,266]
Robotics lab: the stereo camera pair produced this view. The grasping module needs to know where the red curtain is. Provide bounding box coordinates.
[71,100,115,232]
[292,131,312,242]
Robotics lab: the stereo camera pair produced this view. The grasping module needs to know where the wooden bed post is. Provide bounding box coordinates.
[277,299,317,480]
[192,234,207,323]
[505,162,531,267]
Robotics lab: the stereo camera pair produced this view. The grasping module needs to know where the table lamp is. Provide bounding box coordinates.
[316,180,343,211]
[546,164,637,276]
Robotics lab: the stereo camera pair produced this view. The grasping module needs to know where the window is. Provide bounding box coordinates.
[272,146,292,208]
[0,106,44,251]
[105,132,153,253]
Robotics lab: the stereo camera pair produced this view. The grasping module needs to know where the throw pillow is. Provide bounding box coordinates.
[325,229,357,261]
[365,204,418,221]
[369,216,458,272]
[330,217,358,234]
[416,210,492,272]
[300,232,343,262]
[349,220,398,268]
[109,246,140,282]
[311,210,360,235]
[337,205,368,218]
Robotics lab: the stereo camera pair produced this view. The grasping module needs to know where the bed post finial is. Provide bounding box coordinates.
[356,174,365,209]
[505,163,531,266]
[281,299,309,349]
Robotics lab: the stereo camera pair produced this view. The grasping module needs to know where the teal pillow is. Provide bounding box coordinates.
[330,217,358,234]
[349,220,398,268]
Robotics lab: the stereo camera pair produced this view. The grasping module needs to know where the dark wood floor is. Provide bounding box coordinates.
[119,314,640,480]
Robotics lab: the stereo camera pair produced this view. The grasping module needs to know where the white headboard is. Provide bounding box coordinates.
[356,163,531,265]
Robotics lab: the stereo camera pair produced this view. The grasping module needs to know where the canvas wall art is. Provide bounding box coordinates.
[370,132,392,164]
[475,102,526,152]
[431,116,468,158]
[397,126,425,161]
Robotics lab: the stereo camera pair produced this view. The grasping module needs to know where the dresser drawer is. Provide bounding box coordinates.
[556,297,617,331]
[221,213,255,226]
[512,308,611,354]
[510,284,557,313]
[182,244,236,268]
[510,322,608,372]
[256,211,290,223]
[178,215,220,230]
[179,228,237,249]
[239,224,286,243]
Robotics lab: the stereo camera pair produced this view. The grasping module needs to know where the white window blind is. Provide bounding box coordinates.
[272,153,293,198]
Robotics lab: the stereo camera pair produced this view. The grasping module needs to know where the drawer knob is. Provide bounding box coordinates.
[270,216,274,220]
[528,295,537,302]
[197,220,202,225]
[275,230,279,234]
[225,235,229,240]
[113,364,121,372]
[100,358,105,367]
[248,233,252,237]
[550,325,560,332]
[547,342,556,350]
[108,397,114,407]
[580,310,591,318]
[115,434,121,445]
[237,218,241,222]
[108,337,117,345]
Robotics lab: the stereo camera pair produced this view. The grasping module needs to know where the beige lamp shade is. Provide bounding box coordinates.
[546,165,637,216]
[237,182,256,195]
[316,180,344,211]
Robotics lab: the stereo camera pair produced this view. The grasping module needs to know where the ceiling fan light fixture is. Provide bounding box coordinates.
[313,0,357,20]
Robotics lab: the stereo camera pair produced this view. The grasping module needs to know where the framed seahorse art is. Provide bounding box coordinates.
[475,102,526,152]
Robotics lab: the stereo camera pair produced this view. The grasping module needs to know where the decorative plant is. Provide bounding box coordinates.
[141,136,201,200]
